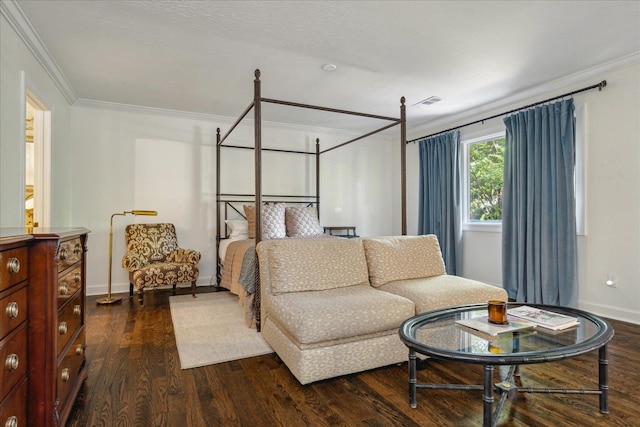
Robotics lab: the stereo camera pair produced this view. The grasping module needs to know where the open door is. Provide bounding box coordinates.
[25,92,51,229]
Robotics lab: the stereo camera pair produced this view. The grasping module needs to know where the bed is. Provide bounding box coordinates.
[216,69,408,330]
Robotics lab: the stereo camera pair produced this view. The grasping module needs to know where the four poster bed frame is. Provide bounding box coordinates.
[216,69,407,331]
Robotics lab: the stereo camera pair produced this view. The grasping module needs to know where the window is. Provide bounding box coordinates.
[462,132,505,231]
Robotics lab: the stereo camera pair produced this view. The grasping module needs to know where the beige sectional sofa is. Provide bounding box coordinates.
[256,234,508,385]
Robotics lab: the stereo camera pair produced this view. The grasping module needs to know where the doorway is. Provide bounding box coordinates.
[25,92,51,229]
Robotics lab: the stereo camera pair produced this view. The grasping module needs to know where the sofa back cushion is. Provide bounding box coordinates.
[362,235,446,288]
[263,238,370,295]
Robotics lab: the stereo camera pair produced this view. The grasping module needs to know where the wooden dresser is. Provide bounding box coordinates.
[28,228,89,427]
[0,232,32,427]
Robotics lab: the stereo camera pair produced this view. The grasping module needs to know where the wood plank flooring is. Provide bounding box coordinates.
[68,287,640,426]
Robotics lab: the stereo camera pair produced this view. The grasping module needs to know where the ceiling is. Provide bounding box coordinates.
[12,1,640,137]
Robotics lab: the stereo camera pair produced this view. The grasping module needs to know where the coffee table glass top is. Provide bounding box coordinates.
[400,303,614,365]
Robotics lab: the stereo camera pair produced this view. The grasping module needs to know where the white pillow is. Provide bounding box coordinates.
[225,220,249,238]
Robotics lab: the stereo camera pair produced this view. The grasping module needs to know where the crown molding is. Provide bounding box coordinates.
[407,51,640,139]
[1,0,77,104]
[73,98,379,139]
[74,98,234,123]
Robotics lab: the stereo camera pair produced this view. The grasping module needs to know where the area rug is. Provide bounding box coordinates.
[169,292,273,369]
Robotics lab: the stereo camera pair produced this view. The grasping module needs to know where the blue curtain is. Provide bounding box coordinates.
[502,99,577,306]
[418,131,461,275]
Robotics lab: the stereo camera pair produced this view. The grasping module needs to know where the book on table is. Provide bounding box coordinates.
[455,316,536,336]
[507,306,579,331]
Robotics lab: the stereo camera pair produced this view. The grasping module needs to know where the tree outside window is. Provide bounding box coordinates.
[468,137,504,221]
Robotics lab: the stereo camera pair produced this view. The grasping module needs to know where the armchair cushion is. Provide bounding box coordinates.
[122,251,148,272]
[166,248,201,264]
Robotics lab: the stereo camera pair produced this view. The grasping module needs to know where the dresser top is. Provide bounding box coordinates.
[0,227,90,240]
[0,230,33,245]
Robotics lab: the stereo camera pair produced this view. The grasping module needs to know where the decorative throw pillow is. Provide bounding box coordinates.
[285,206,324,237]
[243,203,286,240]
[225,219,248,238]
[243,205,256,239]
[261,203,286,239]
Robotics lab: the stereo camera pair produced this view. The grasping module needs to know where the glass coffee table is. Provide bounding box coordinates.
[399,303,614,427]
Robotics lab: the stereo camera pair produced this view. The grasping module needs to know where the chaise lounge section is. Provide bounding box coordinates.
[257,234,507,385]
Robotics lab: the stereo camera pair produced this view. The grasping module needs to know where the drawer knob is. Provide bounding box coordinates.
[5,416,18,427]
[59,248,68,261]
[6,257,20,274]
[74,242,82,255]
[59,283,68,295]
[76,344,84,355]
[61,368,70,382]
[74,304,82,316]
[5,302,18,319]
[5,354,19,371]
[59,321,68,335]
[74,272,81,282]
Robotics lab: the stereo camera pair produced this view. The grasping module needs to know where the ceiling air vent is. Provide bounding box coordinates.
[413,96,442,107]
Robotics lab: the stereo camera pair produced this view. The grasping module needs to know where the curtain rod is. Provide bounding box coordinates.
[406,80,607,144]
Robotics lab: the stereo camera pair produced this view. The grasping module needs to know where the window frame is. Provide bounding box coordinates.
[461,131,505,233]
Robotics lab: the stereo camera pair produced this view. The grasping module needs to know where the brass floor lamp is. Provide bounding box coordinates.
[97,210,158,305]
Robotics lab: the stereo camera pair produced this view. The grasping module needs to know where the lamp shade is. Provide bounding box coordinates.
[129,210,157,216]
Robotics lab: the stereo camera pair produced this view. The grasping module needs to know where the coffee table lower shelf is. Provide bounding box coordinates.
[408,347,609,427]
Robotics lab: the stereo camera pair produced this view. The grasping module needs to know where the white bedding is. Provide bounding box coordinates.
[218,238,234,264]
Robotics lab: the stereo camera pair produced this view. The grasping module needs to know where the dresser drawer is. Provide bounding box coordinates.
[57,265,82,308]
[0,375,27,427]
[57,238,83,272]
[0,322,27,401]
[0,285,28,340]
[0,247,27,293]
[57,293,83,356]
[56,329,84,413]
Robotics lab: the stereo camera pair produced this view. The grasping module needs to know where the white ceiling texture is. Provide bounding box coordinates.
[11,0,640,137]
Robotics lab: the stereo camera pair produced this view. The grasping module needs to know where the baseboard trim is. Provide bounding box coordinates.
[579,300,640,325]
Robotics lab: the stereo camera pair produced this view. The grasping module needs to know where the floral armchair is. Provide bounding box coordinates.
[122,223,200,304]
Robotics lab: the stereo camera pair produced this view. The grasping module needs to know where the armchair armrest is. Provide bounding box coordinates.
[166,248,201,265]
[122,251,148,272]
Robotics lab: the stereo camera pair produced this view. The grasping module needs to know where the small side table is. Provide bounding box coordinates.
[323,226,358,238]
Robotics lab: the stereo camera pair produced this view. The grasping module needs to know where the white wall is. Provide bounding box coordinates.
[0,13,74,227]
[70,104,395,296]
[406,61,640,324]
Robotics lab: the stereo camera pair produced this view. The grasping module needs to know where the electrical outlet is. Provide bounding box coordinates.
[606,274,617,287]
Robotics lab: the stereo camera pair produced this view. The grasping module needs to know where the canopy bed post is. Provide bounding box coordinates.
[216,127,222,283]
[316,138,320,221]
[254,69,263,242]
[400,97,407,235]
[254,69,263,331]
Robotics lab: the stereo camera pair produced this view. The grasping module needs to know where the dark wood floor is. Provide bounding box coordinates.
[68,286,639,427]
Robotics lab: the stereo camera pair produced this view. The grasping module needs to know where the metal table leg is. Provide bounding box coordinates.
[483,365,494,427]
[409,350,417,408]
[599,344,609,413]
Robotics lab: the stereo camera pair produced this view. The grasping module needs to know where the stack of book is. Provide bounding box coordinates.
[507,306,579,331]
[455,316,536,336]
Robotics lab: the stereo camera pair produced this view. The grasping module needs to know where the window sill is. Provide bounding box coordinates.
[462,222,502,233]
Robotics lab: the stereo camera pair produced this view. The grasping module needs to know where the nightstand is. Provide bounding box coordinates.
[323,226,358,238]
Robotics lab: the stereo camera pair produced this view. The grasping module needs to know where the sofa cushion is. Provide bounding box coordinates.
[379,275,508,314]
[267,284,415,345]
[265,238,370,295]
[362,235,446,288]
